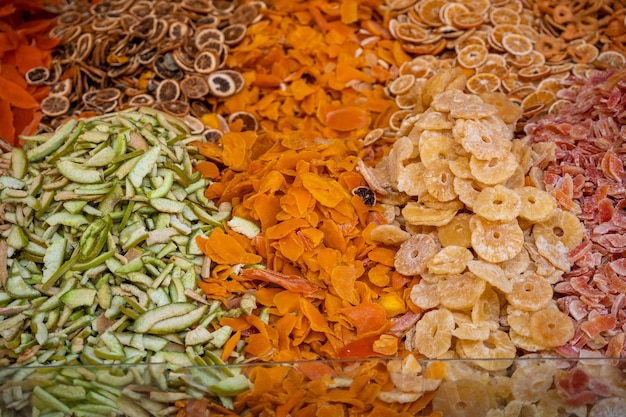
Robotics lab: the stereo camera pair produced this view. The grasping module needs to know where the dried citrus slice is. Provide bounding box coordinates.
[521,90,556,113]
[488,24,520,50]
[157,100,190,118]
[440,3,469,26]
[195,27,224,50]
[452,11,484,29]
[180,75,210,99]
[518,64,552,81]
[194,50,219,74]
[395,22,429,43]
[388,109,412,131]
[207,72,236,97]
[128,94,155,107]
[48,79,72,96]
[466,73,501,94]
[388,74,416,96]
[457,44,489,68]
[529,308,575,348]
[221,70,245,94]
[477,62,509,79]
[155,79,180,102]
[470,215,524,263]
[489,7,521,25]
[568,42,599,64]
[228,111,258,132]
[230,2,262,25]
[41,95,70,117]
[595,50,626,69]
[501,33,533,56]
[222,23,246,45]
[458,0,490,14]
[25,67,49,85]
[416,0,446,27]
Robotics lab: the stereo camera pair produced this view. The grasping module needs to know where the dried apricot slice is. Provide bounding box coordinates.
[394,233,440,276]
[470,215,524,263]
[529,308,575,348]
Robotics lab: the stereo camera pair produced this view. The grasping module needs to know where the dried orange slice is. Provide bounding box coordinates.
[228,111,258,132]
[222,23,246,45]
[501,33,533,56]
[477,63,508,79]
[521,90,555,114]
[595,50,626,69]
[518,64,552,81]
[416,0,446,27]
[457,44,489,68]
[439,3,469,26]
[194,50,219,74]
[395,22,429,43]
[466,73,501,94]
[488,24,520,50]
[180,75,210,99]
[388,74,416,96]
[458,0,490,14]
[41,95,70,117]
[489,7,521,26]
[567,42,599,64]
[207,72,236,97]
[452,12,484,29]
[195,27,224,50]
[388,109,413,131]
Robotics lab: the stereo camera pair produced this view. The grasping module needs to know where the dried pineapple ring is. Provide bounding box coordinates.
[498,246,531,277]
[473,184,521,222]
[432,379,491,417]
[516,186,556,223]
[470,216,523,263]
[509,329,544,352]
[453,117,512,161]
[413,308,455,358]
[369,224,411,245]
[419,134,458,169]
[412,110,455,131]
[469,153,519,185]
[449,100,498,119]
[535,235,570,272]
[453,177,482,210]
[478,91,524,125]
[402,201,459,226]
[532,208,584,250]
[448,156,472,179]
[437,212,472,248]
[437,272,486,310]
[424,160,457,202]
[505,272,553,312]
[428,245,473,274]
[453,316,491,341]
[510,361,556,402]
[589,397,626,417]
[471,284,501,326]
[430,89,481,113]
[397,163,428,197]
[529,308,575,348]
[394,233,440,276]
[467,259,512,293]
[410,280,440,309]
[457,329,516,371]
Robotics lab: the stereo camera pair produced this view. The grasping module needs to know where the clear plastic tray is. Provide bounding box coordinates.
[2,356,625,416]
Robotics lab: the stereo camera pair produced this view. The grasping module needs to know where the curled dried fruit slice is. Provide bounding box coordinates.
[471,284,500,325]
[505,273,552,311]
[25,67,49,85]
[510,360,556,402]
[419,134,458,170]
[428,245,473,275]
[424,160,457,202]
[410,280,440,310]
[370,224,410,245]
[207,72,236,97]
[467,259,512,293]
[155,79,180,102]
[413,308,455,358]
[473,184,521,222]
[128,94,155,107]
[397,163,428,197]
[416,0,446,26]
[469,153,518,185]
[180,75,210,99]
[394,233,439,276]
[228,111,258,132]
[532,208,584,250]
[437,272,486,310]
[457,330,515,371]
[470,216,523,263]
[402,201,459,227]
[437,212,472,248]
[41,95,70,117]
[529,308,574,348]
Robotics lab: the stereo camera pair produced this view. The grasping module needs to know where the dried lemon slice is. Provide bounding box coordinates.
[222,23,246,45]
[194,50,219,74]
[180,75,210,99]
[388,74,416,96]
[489,7,521,25]
[416,0,446,27]
[228,111,258,132]
[155,79,180,102]
[501,33,533,56]
[41,95,70,117]
[595,50,626,69]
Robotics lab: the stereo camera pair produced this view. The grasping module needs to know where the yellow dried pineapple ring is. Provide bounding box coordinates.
[467,259,513,293]
[437,272,486,310]
[402,201,459,226]
[473,184,521,222]
[471,284,501,326]
[413,308,455,358]
[453,177,482,210]
[470,215,523,263]
[394,233,440,276]
[469,153,519,185]
[532,208,584,250]
[516,186,557,223]
[529,308,575,348]
[453,117,512,161]
[410,280,440,310]
[505,272,553,312]
[419,134,458,169]
[397,163,428,197]
[430,88,481,113]
[423,160,458,202]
